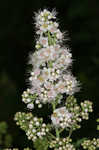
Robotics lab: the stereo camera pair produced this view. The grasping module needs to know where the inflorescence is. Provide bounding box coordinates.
[15,9,99,150]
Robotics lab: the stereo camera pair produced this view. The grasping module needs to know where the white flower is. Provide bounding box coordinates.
[54,22,59,27]
[47,89,57,99]
[40,23,49,32]
[39,37,48,47]
[38,104,42,108]
[26,98,31,103]
[29,124,33,129]
[35,99,40,104]
[44,81,53,90]
[55,81,66,94]
[33,117,38,121]
[27,103,34,109]
[37,132,41,136]
[35,121,40,126]
[32,129,36,133]
[56,29,63,39]
[33,68,41,76]
[48,24,57,33]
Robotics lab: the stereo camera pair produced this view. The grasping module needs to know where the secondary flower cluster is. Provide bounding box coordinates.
[65,96,93,130]
[81,138,99,150]
[51,107,72,129]
[14,112,50,142]
[50,96,93,130]
[49,137,75,150]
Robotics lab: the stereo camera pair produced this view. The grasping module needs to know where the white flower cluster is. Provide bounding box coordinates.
[26,117,49,142]
[51,107,72,128]
[27,9,79,105]
[34,9,62,39]
[49,137,75,150]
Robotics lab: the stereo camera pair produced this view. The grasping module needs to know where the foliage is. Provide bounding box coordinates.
[0,122,12,148]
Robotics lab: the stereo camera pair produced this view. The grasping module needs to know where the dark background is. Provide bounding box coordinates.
[0,0,99,148]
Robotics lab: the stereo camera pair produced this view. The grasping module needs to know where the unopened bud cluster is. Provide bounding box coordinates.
[22,89,42,109]
[81,138,99,150]
[80,100,93,120]
[49,137,75,150]
[15,112,33,130]
[14,112,50,142]
[26,118,49,142]
[65,96,93,130]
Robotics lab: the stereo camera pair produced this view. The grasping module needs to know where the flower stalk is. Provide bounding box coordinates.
[56,127,60,138]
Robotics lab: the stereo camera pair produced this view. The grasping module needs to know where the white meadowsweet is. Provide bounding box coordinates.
[27,8,80,105]
[14,9,96,150]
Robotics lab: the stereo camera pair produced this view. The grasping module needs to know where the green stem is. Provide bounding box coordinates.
[59,128,64,134]
[48,31,51,45]
[48,31,56,46]
[52,37,56,45]
[47,132,56,140]
[56,127,60,138]
[52,102,56,111]
[68,128,73,138]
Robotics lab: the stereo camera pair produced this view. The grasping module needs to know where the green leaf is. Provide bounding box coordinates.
[0,122,8,134]
[33,138,49,150]
[74,138,87,148]
[4,134,12,147]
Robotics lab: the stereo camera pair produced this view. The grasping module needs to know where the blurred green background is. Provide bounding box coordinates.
[0,0,99,148]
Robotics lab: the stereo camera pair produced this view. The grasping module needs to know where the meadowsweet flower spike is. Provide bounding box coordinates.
[27,9,80,106]
[15,9,98,150]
